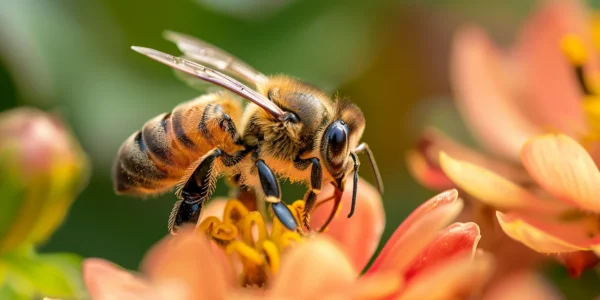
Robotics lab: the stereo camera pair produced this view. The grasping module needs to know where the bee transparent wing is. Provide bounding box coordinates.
[164,31,268,87]
[131,46,285,119]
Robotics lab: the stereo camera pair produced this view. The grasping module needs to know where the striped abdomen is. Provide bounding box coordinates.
[112,92,243,196]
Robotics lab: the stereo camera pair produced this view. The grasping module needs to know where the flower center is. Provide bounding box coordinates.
[196,199,306,288]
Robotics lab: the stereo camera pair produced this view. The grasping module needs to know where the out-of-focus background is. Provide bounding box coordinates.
[1,0,599,297]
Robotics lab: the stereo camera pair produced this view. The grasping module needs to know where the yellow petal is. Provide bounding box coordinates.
[496,212,584,253]
[521,134,600,213]
[439,152,570,216]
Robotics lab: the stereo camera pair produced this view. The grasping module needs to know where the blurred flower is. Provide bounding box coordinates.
[439,134,600,265]
[84,183,491,300]
[483,271,563,300]
[0,107,89,252]
[0,107,89,298]
[408,0,600,275]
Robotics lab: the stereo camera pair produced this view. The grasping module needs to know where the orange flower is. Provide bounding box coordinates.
[440,134,600,255]
[409,0,600,189]
[408,0,600,276]
[83,183,490,299]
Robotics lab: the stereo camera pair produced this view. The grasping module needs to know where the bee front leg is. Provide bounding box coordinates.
[169,147,249,234]
[294,157,323,231]
[255,159,298,231]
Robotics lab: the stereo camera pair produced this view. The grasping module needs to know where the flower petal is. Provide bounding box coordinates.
[322,272,403,300]
[269,237,356,299]
[367,189,463,275]
[141,227,232,300]
[404,222,481,281]
[451,25,541,161]
[309,178,384,272]
[514,0,595,135]
[521,134,600,213]
[407,128,530,191]
[439,152,571,216]
[496,212,586,253]
[398,252,493,300]
[483,271,563,300]
[555,251,600,278]
[83,258,153,300]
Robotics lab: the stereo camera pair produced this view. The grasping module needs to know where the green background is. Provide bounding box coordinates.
[1,0,599,298]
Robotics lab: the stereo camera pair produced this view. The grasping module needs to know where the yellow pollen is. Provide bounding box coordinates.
[196,199,304,287]
[561,34,588,66]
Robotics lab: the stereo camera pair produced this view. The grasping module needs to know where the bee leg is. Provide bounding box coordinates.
[294,157,323,231]
[255,159,298,231]
[169,148,250,234]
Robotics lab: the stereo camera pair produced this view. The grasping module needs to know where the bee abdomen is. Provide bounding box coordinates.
[112,93,244,196]
[113,130,177,195]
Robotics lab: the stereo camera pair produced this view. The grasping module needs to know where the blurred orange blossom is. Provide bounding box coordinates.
[408,0,600,276]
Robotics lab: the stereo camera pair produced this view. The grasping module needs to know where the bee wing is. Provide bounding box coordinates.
[164,31,268,87]
[131,46,286,119]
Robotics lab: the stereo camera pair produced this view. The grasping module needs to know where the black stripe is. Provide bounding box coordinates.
[134,131,146,152]
[142,113,172,164]
[172,110,197,149]
[198,104,214,140]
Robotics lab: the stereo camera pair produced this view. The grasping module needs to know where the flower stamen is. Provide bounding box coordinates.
[197,198,305,287]
[561,34,594,96]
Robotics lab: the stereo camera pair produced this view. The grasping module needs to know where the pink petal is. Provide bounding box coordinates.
[398,252,493,300]
[83,258,153,300]
[309,178,384,272]
[439,152,571,216]
[269,237,356,299]
[514,0,594,135]
[404,222,481,281]
[555,251,600,278]
[324,272,403,299]
[521,134,600,213]
[496,212,588,253]
[483,271,563,300]
[141,227,232,300]
[367,189,464,275]
[451,25,542,161]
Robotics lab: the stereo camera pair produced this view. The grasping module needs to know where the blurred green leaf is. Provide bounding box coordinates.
[1,250,84,299]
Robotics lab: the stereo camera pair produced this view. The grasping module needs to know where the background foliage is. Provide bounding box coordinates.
[1,0,599,298]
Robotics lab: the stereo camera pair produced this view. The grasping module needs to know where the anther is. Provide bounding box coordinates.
[561,34,594,95]
[223,199,250,225]
[241,211,269,247]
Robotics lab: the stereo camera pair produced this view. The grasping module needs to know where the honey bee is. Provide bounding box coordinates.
[113,31,383,234]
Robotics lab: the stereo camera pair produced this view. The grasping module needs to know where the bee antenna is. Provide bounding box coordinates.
[355,143,383,195]
[347,153,359,218]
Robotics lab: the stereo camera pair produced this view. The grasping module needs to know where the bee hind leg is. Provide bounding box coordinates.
[168,147,250,234]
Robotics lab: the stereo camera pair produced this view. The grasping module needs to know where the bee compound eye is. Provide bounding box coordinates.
[325,121,348,157]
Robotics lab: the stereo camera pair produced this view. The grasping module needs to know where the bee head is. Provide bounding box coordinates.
[320,100,365,179]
